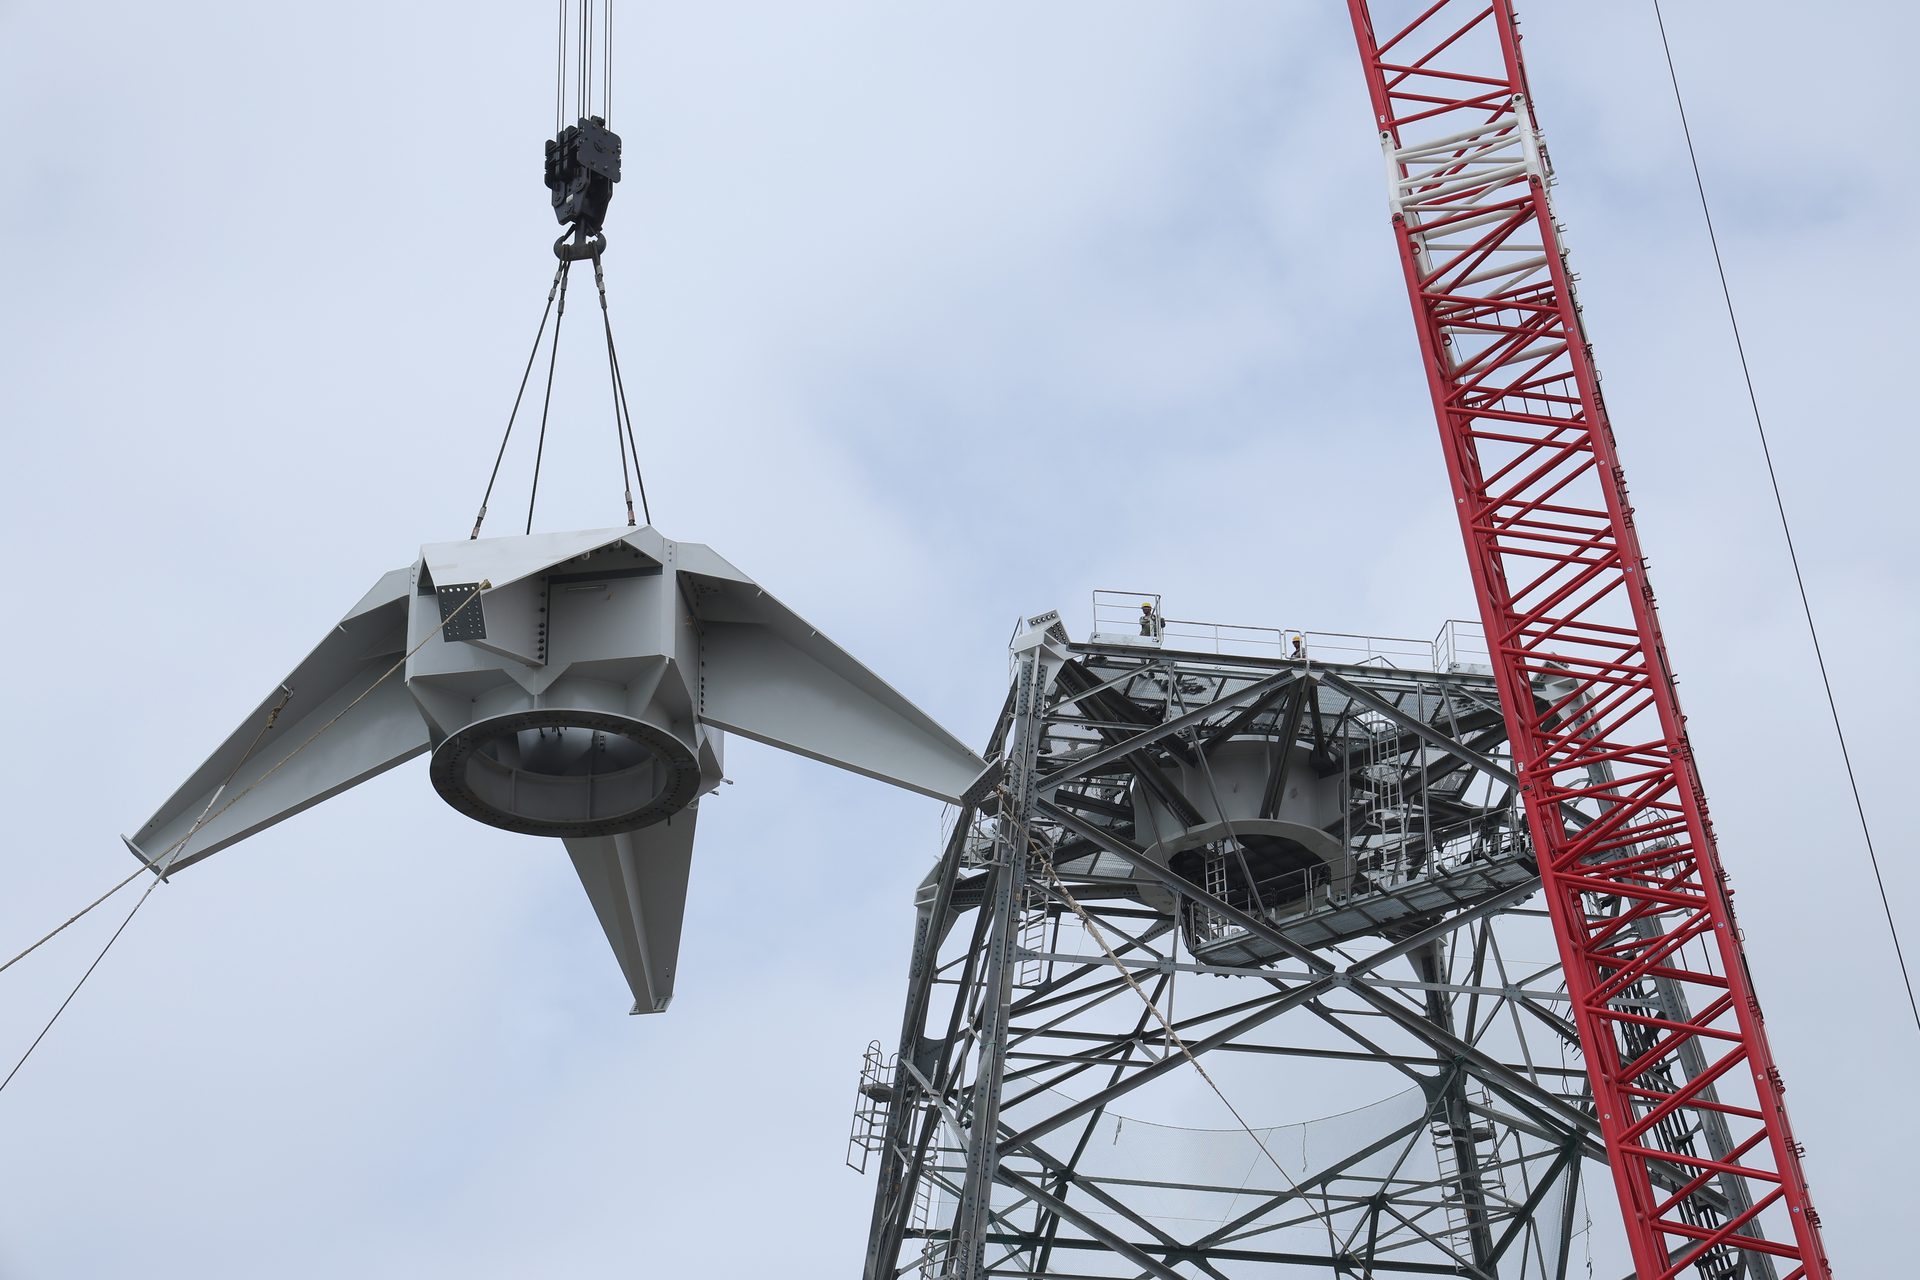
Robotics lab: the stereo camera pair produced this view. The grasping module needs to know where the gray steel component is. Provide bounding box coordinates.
[126,526,984,1013]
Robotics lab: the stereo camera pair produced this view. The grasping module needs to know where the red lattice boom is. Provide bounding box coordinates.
[1345,4,1831,1276]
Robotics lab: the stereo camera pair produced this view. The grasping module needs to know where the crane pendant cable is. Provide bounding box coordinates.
[1652,0,1914,1035]
[472,0,651,541]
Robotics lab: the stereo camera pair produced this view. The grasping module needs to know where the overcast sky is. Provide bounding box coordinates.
[1,2,1913,1275]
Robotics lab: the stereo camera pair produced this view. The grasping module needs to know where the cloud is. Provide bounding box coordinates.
[0,2,1909,1275]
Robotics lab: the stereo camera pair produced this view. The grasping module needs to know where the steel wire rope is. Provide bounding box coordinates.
[1,879,165,1096]
[0,697,286,1095]
[594,259,636,526]
[524,261,574,534]
[471,261,567,539]
[0,589,487,1096]
[591,254,652,526]
[1651,1,1916,1035]
[0,686,291,980]
[0,681,286,1093]
[1030,846,1347,1272]
[500,5,643,537]
[1,866,145,979]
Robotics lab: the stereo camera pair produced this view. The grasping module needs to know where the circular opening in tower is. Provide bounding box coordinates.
[429,709,700,838]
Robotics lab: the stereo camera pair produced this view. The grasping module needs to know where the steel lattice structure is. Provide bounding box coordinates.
[1346,3,1827,1276]
[855,619,1818,1279]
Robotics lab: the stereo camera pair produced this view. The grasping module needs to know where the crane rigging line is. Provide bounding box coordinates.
[0,592,489,1097]
[1651,1,1916,1035]
[0,875,164,1096]
[523,260,573,535]
[471,262,566,540]
[0,688,289,987]
[0,689,292,1096]
[0,864,146,981]
[479,0,649,538]
[593,255,651,525]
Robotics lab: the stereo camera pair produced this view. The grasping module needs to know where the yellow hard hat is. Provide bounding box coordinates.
[1140,601,1153,609]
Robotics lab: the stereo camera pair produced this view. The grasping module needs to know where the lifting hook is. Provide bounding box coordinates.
[554,228,606,262]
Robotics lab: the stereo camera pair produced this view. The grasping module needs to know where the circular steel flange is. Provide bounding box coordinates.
[429,709,701,838]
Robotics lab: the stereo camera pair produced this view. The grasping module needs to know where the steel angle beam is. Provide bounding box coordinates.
[1314,670,1515,785]
[1036,670,1303,791]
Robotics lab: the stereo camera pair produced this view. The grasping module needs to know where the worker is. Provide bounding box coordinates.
[1290,633,1306,661]
[1139,601,1160,638]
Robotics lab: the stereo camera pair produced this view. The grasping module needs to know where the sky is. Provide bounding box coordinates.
[1,2,1914,1275]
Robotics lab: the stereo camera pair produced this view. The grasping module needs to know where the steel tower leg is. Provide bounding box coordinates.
[860,815,976,1279]
[946,646,1050,1277]
[861,641,1054,1280]
[1416,939,1502,1274]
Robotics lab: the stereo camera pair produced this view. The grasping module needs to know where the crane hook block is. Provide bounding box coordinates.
[545,115,622,239]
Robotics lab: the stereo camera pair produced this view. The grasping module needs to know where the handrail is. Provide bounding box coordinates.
[1087,594,1491,673]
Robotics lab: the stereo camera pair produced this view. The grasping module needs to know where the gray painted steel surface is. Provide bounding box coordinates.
[126,525,984,1014]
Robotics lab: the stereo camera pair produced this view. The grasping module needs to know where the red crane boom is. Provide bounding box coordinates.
[1344,4,1831,1276]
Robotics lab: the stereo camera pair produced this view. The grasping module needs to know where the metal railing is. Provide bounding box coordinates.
[1187,860,1335,945]
[1088,592,1490,673]
[1185,810,1529,948]
[1159,616,1302,659]
[1297,628,1432,668]
[845,1040,894,1174]
[1431,618,1492,671]
[1090,589,1165,644]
